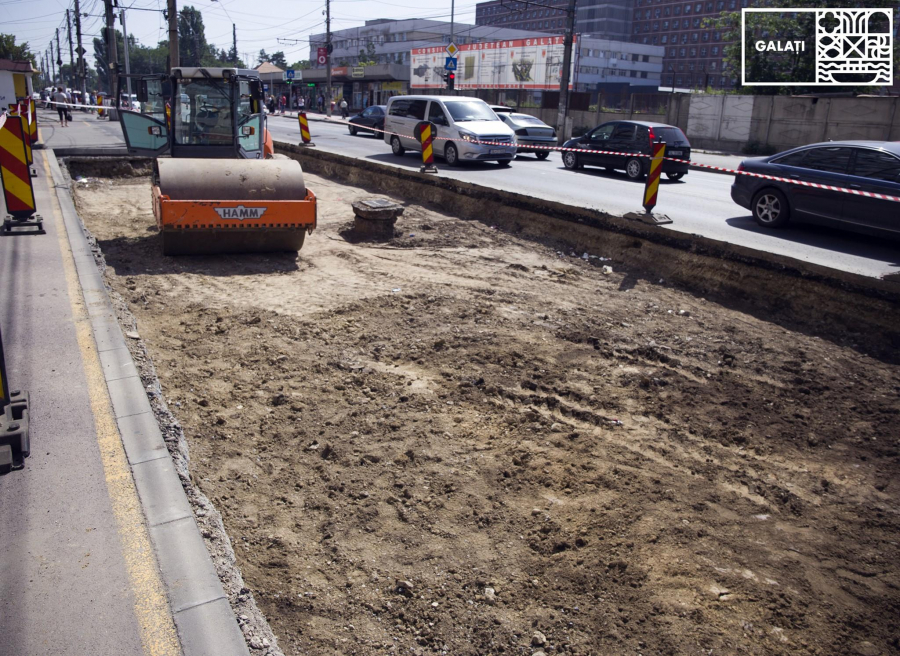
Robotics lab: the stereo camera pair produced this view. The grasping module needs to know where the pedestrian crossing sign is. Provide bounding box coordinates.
[445,57,457,71]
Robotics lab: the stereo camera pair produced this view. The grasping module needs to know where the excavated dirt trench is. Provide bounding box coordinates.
[69,168,900,656]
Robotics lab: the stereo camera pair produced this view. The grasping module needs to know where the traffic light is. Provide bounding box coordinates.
[447,71,455,91]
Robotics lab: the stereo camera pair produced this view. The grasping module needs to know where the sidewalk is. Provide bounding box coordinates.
[1,123,247,654]
[0,149,171,654]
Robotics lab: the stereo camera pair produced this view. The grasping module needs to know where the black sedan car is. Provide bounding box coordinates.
[348,105,386,137]
[731,141,900,236]
[561,120,691,180]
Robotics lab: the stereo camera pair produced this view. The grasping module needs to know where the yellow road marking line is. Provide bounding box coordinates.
[41,153,181,656]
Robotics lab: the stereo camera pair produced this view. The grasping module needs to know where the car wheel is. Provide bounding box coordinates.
[497,159,511,167]
[349,125,357,135]
[535,151,549,160]
[625,157,645,180]
[391,136,405,156]
[562,151,580,170]
[444,143,459,167]
[666,172,685,181]
[752,189,790,228]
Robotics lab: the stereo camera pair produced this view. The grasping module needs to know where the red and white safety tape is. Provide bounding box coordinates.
[332,116,900,204]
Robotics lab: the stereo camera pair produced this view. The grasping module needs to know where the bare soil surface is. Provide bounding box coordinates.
[72,174,900,656]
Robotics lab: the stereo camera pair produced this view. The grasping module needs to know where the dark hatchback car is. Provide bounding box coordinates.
[348,105,386,137]
[732,141,900,236]
[561,120,691,180]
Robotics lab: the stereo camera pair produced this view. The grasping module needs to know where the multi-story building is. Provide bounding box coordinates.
[633,0,747,89]
[574,39,663,92]
[308,19,541,69]
[305,19,546,107]
[475,0,632,42]
[475,0,569,35]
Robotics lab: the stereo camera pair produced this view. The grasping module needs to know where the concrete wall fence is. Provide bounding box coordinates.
[508,93,900,152]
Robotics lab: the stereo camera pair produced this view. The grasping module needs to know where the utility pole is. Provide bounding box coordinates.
[167,0,179,68]
[232,23,237,65]
[56,29,62,87]
[103,0,118,97]
[50,41,56,86]
[325,0,332,117]
[75,0,86,104]
[66,10,75,89]
[555,0,577,145]
[120,10,132,96]
[450,0,455,94]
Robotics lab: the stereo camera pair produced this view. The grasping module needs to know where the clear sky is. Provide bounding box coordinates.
[5,0,477,70]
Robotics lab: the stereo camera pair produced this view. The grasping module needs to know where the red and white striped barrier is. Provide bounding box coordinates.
[334,117,900,205]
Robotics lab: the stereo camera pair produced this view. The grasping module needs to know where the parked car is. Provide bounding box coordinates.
[489,104,515,115]
[384,95,516,166]
[731,141,900,236]
[348,105,386,137]
[496,112,556,160]
[561,120,691,180]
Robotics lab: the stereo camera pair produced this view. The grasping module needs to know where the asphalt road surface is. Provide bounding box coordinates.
[39,109,900,279]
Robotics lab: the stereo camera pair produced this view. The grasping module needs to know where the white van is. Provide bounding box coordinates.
[383,95,517,166]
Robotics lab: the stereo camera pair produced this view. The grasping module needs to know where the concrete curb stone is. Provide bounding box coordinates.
[45,150,251,656]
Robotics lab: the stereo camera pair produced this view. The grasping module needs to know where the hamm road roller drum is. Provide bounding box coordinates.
[152,158,317,256]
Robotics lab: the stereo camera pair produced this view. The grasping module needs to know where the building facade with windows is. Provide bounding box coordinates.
[308,19,541,69]
[475,0,633,42]
[306,20,545,108]
[632,0,748,89]
[574,39,663,91]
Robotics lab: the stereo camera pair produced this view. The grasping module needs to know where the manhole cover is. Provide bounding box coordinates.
[361,198,394,209]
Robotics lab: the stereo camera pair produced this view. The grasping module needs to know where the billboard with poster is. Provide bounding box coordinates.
[410,36,575,90]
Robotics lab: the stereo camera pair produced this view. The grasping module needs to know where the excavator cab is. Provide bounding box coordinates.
[116,68,315,255]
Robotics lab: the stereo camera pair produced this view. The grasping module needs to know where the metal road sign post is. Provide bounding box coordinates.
[0,323,32,474]
[298,112,315,146]
[0,114,44,234]
[642,140,666,213]
[415,121,438,174]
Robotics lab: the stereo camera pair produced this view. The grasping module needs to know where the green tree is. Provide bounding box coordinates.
[268,51,288,69]
[257,49,270,65]
[358,41,376,66]
[126,38,169,75]
[178,6,216,67]
[93,31,125,93]
[0,33,36,64]
[288,60,312,70]
[712,1,898,94]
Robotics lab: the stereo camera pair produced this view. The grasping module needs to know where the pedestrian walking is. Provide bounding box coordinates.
[340,97,348,119]
[52,87,68,126]
[298,96,305,112]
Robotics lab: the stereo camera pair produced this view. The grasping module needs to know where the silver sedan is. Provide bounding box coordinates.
[496,112,557,160]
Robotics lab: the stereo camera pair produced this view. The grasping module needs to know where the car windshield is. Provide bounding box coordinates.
[444,101,500,122]
[174,79,233,145]
[510,114,546,125]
